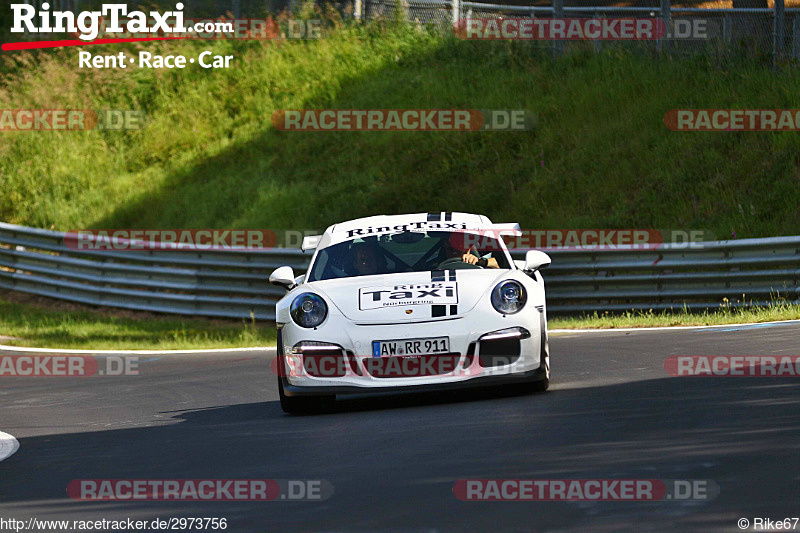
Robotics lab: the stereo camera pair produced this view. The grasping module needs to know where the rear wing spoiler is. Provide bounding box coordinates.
[301,235,322,252]
[490,223,522,237]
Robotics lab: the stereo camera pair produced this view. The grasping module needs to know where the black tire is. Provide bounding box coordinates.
[278,377,335,415]
[528,377,549,393]
[528,323,551,393]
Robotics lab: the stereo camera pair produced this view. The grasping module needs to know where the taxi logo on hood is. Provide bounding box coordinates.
[358,283,458,311]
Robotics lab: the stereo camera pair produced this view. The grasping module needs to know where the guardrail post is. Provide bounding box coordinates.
[355,0,363,21]
[553,0,564,58]
[452,0,460,28]
[660,0,671,54]
[594,9,602,53]
[724,12,732,44]
[794,15,800,60]
[774,0,786,67]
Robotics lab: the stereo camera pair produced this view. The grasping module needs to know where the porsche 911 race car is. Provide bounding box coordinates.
[269,212,552,414]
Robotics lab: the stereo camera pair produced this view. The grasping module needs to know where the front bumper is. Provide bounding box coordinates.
[280,366,548,396]
[277,307,548,396]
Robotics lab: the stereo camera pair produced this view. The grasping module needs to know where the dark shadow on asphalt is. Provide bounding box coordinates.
[324,381,541,414]
[1,375,799,532]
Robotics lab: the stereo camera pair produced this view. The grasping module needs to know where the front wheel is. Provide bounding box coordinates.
[527,377,549,392]
[278,378,335,414]
[528,325,550,393]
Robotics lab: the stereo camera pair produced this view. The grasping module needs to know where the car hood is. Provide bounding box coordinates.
[306,270,509,324]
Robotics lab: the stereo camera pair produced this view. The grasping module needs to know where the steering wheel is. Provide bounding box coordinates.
[436,256,482,270]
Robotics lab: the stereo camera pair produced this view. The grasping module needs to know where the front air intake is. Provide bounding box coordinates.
[477,328,530,367]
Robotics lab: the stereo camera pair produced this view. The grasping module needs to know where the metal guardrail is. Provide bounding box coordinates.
[540,237,800,313]
[1,223,799,318]
[0,223,309,321]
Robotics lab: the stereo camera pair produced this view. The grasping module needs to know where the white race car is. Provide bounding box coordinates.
[269,212,552,414]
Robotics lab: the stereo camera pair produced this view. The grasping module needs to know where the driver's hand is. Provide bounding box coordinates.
[461,253,478,265]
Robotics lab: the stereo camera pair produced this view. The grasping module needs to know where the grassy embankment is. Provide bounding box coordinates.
[1,18,799,347]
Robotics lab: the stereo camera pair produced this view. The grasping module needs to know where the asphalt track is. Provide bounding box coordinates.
[1,325,799,532]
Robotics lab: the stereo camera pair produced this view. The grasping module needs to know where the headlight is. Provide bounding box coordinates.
[491,280,527,315]
[290,292,328,328]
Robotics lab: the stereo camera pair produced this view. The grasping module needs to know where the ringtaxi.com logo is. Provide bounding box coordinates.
[271,109,535,131]
[453,479,719,501]
[0,355,139,377]
[10,3,193,42]
[67,479,333,501]
[8,3,323,43]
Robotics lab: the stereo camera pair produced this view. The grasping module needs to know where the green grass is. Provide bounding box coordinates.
[1,20,800,238]
[3,18,800,347]
[0,296,276,350]
[550,301,800,330]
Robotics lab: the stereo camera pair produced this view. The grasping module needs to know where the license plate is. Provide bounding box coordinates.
[372,337,450,357]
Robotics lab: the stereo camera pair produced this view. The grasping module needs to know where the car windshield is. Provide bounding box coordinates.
[307,230,511,282]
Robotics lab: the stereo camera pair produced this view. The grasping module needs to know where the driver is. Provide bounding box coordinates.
[442,238,499,268]
[350,243,383,275]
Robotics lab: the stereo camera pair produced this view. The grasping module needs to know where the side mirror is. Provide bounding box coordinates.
[269,266,296,290]
[524,250,551,272]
